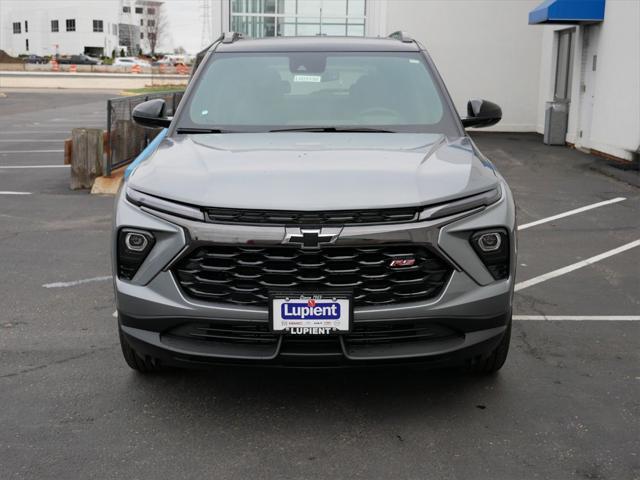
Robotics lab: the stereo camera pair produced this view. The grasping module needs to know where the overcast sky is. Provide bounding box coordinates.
[163,0,217,54]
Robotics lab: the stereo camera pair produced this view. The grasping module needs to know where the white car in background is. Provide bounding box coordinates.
[113,57,150,67]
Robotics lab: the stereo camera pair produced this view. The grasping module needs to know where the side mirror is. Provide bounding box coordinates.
[461,99,502,128]
[132,99,172,128]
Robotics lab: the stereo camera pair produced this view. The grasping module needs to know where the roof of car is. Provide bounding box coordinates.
[215,35,421,53]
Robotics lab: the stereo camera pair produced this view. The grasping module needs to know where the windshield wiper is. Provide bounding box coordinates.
[269,127,396,133]
[176,127,233,134]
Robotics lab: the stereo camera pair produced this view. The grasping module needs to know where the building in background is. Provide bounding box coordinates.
[529,0,639,161]
[119,0,164,55]
[0,0,164,57]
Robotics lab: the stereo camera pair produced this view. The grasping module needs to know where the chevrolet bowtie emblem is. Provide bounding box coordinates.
[284,227,341,249]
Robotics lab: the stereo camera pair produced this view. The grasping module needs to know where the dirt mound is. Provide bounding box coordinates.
[0,49,22,63]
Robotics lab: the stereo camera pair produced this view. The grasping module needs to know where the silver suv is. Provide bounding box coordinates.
[113,32,516,374]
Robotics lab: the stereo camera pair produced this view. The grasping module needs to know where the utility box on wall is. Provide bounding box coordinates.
[543,101,569,146]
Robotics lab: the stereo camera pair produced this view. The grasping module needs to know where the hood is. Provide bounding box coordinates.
[129,132,498,211]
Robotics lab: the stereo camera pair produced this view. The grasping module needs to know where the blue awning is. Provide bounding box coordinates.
[529,0,606,25]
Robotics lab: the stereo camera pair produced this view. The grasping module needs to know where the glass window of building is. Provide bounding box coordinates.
[231,0,365,38]
[148,8,156,14]
[123,6,130,13]
[135,7,143,14]
[66,19,76,32]
[93,20,104,33]
[51,20,59,32]
[13,22,21,34]
[25,21,28,33]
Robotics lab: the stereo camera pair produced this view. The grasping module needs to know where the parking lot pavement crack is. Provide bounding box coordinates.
[0,344,117,380]
[515,327,544,361]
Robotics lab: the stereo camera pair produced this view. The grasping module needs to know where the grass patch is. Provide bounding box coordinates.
[122,85,186,95]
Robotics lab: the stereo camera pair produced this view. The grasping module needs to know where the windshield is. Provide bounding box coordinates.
[178,51,458,134]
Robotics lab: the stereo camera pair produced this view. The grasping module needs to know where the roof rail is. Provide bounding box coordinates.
[222,31,244,44]
[388,31,413,43]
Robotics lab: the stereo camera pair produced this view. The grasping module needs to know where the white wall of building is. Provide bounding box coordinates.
[536,1,640,160]
[378,0,544,132]
[0,0,120,56]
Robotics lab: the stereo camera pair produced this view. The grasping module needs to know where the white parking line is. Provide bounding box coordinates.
[0,165,69,169]
[515,239,640,291]
[514,315,640,321]
[518,197,626,230]
[0,139,63,143]
[0,131,70,134]
[0,191,31,195]
[0,149,64,154]
[42,276,112,289]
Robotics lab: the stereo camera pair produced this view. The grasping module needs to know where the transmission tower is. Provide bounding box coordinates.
[200,0,212,48]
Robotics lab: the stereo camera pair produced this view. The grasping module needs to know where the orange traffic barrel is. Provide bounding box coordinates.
[69,64,77,73]
[131,64,142,74]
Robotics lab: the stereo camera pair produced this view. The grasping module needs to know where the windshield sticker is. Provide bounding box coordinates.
[293,74,322,83]
[201,110,209,116]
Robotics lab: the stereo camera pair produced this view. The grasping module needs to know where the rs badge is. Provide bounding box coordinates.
[389,258,416,268]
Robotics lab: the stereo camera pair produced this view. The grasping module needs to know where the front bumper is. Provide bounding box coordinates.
[112,180,516,367]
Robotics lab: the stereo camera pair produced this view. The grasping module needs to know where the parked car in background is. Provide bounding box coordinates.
[24,54,46,64]
[57,54,99,65]
[153,54,192,66]
[114,57,150,69]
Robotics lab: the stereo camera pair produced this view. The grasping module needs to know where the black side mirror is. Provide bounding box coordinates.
[461,99,502,128]
[132,99,172,128]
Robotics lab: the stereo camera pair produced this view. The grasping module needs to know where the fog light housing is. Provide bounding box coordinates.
[118,228,155,280]
[477,232,502,252]
[470,229,509,280]
[125,232,149,252]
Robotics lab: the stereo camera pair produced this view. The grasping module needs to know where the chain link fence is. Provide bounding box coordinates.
[106,91,184,175]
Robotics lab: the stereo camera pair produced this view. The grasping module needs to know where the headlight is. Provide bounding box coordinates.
[126,186,204,221]
[117,228,155,280]
[470,229,509,280]
[419,186,501,221]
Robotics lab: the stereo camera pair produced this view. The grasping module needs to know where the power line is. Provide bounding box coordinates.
[200,0,212,48]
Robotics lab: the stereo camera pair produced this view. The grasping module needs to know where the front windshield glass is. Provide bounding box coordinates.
[179,51,458,134]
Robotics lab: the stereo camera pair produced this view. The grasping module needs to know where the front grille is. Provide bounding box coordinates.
[346,322,458,345]
[173,244,452,307]
[205,207,418,225]
[165,321,458,348]
[166,322,278,345]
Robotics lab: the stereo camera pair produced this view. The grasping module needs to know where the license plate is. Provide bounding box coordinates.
[270,294,352,335]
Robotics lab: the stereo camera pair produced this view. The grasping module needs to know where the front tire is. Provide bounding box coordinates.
[119,328,162,373]
[468,322,511,374]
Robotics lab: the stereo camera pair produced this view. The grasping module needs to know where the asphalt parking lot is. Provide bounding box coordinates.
[0,89,638,480]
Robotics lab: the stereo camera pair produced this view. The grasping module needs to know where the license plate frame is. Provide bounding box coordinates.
[269,293,353,335]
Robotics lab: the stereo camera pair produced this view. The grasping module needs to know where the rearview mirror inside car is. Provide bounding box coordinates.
[461,99,502,128]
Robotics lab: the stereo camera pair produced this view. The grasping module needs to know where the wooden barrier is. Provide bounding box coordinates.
[64,138,72,165]
[70,128,104,190]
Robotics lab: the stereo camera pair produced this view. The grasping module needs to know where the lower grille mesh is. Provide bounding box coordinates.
[173,244,452,307]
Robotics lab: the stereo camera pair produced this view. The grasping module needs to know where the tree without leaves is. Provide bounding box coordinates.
[144,4,167,56]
